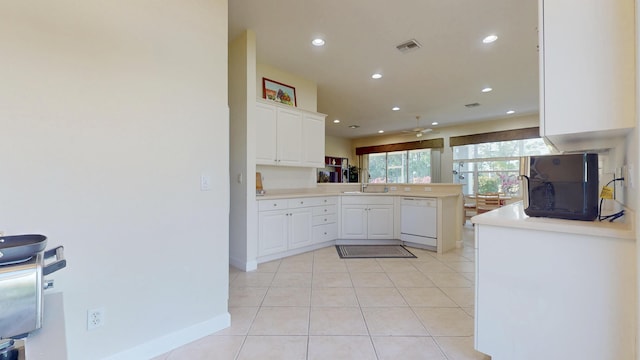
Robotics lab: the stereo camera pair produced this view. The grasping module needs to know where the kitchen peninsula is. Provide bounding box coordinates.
[243,183,463,269]
[472,202,635,359]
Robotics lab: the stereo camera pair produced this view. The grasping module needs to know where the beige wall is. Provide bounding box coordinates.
[325,135,355,163]
[0,1,230,359]
[229,30,259,271]
[257,63,318,112]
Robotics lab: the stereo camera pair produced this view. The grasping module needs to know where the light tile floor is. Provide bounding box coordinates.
[155,225,490,360]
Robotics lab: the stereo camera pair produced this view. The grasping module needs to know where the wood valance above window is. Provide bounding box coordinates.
[449,127,540,147]
[356,138,444,155]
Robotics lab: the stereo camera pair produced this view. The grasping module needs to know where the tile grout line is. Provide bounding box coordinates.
[227,237,479,360]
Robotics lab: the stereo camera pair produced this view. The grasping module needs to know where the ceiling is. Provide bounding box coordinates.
[229,0,539,139]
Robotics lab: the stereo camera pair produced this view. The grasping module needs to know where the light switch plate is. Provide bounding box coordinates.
[200,175,212,191]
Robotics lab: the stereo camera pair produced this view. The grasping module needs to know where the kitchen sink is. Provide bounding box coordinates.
[342,191,363,194]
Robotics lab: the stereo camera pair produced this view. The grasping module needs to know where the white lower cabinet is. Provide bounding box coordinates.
[287,208,313,250]
[258,209,288,256]
[258,197,337,258]
[340,196,394,239]
[312,204,338,243]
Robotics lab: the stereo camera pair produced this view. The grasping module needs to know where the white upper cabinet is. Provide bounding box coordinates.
[539,0,635,150]
[255,102,278,164]
[301,112,325,167]
[255,99,326,167]
[275,107,303,166]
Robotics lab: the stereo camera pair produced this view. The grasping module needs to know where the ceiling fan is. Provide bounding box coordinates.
[401,116,437,138]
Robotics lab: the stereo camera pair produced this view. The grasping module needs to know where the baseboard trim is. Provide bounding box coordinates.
[229,256,257,272]
[104,311,231,360]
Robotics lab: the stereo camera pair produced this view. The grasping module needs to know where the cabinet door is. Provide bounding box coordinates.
[255,102,278,165]
[276,107,303,166]
[540,0,635,138]
[301,113,325,168]
[288,208,313,249]
[367,205,394,239]
[340,205,367,239]
[258,210,288,256]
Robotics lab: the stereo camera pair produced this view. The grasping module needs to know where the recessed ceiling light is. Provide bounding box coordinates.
[392,106,400,111]
[506,110,515,114]
[483,35,498,44]
[348,125,360,129]
[482,87,493,93]
[371,73,382,79]
[333,119,340,123]
[378,130,384,134]
[431,122,439,126]
[311,38,325,47]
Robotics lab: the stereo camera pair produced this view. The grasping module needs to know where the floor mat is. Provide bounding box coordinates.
[335,245,417,259]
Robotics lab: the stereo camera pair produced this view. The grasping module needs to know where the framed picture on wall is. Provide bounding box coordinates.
[262,77,297,106]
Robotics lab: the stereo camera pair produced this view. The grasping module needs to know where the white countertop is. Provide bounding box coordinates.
[257,191,461,200]
[472,201,635,240]
[26,292,67,360]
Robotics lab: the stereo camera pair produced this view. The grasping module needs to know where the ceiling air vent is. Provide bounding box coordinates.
[465,102,481,108]
[396,39,422,53]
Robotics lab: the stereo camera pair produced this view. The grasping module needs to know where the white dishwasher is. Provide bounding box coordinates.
[400,197,437,247]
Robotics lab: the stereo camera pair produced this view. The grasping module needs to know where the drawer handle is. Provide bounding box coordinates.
[273,204,277,207]
[324,209,328,212]
[300,201,304,204]
[324,218,327,222]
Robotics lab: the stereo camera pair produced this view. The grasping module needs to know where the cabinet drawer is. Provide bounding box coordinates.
[287,196,338,208]
[258,199,288,211]
[319,196,338,205]
[313,213,337,226]
[288,197,321,208]
[312,205,337,216]
[313,223,338,243]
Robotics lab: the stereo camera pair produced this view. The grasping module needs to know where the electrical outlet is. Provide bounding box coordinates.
[404,187,411,192]
[87,307,105,330]
[390,186,397,191]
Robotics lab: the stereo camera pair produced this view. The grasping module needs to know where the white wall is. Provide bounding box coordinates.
[257,165,317,190]
[0,1,230,359]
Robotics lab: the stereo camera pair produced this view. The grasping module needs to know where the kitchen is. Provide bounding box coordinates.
[0,1,638,360]
[229,0,638,359]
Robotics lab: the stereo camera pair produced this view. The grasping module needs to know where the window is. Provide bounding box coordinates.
[366,149,431,184]
[453,138,553,196]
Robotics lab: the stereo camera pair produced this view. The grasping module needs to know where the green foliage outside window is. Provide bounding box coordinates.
[478,176,499,194]
[366,149,431,184]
